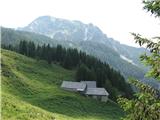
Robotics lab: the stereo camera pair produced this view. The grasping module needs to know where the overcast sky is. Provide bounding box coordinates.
[1,0,160,47]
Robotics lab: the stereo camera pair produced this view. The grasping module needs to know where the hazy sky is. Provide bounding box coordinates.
[1,0,160,47]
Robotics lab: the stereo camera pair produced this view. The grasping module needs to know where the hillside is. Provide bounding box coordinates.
[1,49,124,120]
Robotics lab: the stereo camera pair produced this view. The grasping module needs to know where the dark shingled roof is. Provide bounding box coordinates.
[61,81,86,91]
[85,88,109,96]
[80,81,96,88]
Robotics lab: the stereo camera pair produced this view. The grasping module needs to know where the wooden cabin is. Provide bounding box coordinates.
[61,81,109,102]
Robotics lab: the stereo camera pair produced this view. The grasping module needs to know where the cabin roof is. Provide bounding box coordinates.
[61,81,86,91]
[85,88,109,96]
[80,81,96,88]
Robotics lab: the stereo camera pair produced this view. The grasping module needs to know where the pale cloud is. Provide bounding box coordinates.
[0,0,159,47]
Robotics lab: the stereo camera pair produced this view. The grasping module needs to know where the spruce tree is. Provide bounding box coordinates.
[63,52,73,69]
[56,45,63,62]
[46,44,52,64]
[19,40,27,55]
[35,44,41,61]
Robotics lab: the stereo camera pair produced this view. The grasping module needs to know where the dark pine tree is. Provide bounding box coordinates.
[46,44,52,64]
[27,41,36,57]
[63,52,73,69]
[35,44,42,61]
[19,40,27,55]
[76,64,96,81]
[56,45,63,62]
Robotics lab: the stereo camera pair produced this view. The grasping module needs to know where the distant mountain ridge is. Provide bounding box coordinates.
[19,16,107,43]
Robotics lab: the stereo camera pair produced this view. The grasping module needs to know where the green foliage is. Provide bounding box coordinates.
[63,52,73,69]
[118,1,160,119]
[46,44,52,64]
[19,40,36,58]
[19,40,27,55]
[1,49,124,120]
[131,33,160,80]
[76,64,96,81]
[143,0,160,17]
[118,79,160,120]
[56,45,65,62]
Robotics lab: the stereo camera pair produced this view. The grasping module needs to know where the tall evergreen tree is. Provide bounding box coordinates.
[63,52,73,69]
[56,45,63,62]
[19,40,27,55]
[28,41,36,57]
[41,44,47,60]
[50,47,56,62]
[35,44,41,61]
[76,64,96,81]
[46,44,52,64]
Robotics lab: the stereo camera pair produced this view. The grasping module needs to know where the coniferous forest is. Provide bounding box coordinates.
[2,40,133,100]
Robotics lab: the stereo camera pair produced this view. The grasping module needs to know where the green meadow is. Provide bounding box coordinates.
[1,49,124,120]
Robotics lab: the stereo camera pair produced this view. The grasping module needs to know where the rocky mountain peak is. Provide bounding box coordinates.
[20,16,106,43]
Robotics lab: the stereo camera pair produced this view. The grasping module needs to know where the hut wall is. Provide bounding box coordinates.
[101,96,108,102]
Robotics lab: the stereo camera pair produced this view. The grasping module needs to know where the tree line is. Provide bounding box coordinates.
[2,40,133,100]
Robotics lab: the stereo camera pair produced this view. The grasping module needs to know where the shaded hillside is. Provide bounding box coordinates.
[1,49,124,120]
[78,41,145,79]
[1,27,54,46]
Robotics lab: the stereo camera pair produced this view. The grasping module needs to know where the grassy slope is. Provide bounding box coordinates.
[1,49,124,120]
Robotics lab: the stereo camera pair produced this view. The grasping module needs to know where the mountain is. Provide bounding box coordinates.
[19,16,107,43]
[18,16,148,79]
[1,49,124,120]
